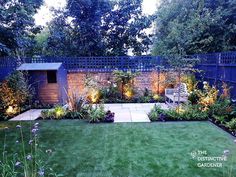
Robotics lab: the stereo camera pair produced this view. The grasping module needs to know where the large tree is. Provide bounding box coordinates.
[101,0,154,56]
[0,0,43,57]
[46,0,154,56]
[46,0,111,57]
[152,0,236,56]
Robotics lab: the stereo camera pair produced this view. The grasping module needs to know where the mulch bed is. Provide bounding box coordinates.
[209,118,236,137]
[151,118,236,137]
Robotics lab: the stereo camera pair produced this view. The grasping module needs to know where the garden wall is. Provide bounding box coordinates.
[67,71,167,96]
[1,52,236,99]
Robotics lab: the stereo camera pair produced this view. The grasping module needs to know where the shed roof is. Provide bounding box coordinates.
[17,63,63,71]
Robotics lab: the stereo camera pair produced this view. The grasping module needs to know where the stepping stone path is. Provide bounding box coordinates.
[10,103,168,122]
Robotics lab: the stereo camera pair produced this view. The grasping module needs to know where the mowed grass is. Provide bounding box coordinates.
[0,120,236,177]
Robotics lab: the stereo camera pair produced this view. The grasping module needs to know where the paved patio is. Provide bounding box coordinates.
[104,103,168,123]
[9,103,168,122]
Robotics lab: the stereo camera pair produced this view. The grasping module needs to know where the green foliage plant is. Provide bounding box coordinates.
[40,105,66,120]
[1,123,57,176]
[0,71,33,120]
[88,105,106,123]
[147,104,165,121]
[112,70,140,99]
[226,118,236,132]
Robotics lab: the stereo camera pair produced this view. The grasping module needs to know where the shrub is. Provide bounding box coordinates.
[40,105,66,120]
[188,90,199,104]
[53,105,66,119]
[0,71,33,120]
[152,94,165,102]
[64,111,85,119]
[208,98,233,123]
[138,95,152,103]
[181,73,197,92]
[41,109,54,119]
[213,115,227,125]
[113,70,140,99]
[100,83,121,103]
[68,93,87,111]
[66,93,89,119]
[148,104,166,121]
[197,82,218,111]
[104,110,115,123]
[230,108,236,118]
[226,118,236,132]
[88,105,106,123]
[84,74,101,103]
[165,109,180,120]
[136,89,164,103]
[149,103,209,122]
[181,104,208,120]
[220,82,231,99]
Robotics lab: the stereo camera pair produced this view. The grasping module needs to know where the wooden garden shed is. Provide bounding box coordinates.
[17,63,68,104]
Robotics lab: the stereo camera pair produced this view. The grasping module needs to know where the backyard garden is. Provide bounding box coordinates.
[1,0,236,176]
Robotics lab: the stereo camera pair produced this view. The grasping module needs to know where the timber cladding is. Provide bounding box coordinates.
[31,71,60,104]
[39,83,59,104]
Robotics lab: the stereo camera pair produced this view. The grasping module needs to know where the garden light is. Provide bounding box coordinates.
[124,90,133,99]
[176,105,185,114]
[6,106,16,115]
[153,94,160,100]
[55,109,64,118]
[89,89,100,103]
[123,84,133,99]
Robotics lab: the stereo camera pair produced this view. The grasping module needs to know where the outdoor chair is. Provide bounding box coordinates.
[165,83,189,105]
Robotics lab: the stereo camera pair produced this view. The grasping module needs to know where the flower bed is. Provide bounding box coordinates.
[148,81,236,137]
[39,97,115,123]
[85,70,165,104]
[148,104,208,122]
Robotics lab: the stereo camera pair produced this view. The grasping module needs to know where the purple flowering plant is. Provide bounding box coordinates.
[0,122,57,176]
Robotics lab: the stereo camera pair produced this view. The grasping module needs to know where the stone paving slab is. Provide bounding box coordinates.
[111,103,168,123]
[122,103,143,108]
[114,110,132,123]
[10,109,43,121]
[130,111,150,122]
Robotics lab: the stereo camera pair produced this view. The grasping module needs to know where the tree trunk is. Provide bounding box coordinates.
[177,68,181,113]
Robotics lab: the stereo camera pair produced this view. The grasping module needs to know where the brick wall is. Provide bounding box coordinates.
[67,71,168,96]
[67,72,111,96]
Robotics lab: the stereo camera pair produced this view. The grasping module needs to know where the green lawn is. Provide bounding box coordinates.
[1,121,236,177]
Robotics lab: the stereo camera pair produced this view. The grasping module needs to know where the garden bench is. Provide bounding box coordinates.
[165,83,189,106]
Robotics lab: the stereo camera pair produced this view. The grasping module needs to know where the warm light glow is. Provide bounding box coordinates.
[89,89,100,103]
[153,94,160,100]
[200,97,215,106]
[124,90,133,99]
[55,109,63,117]
[123,84,134,99]
[150,71,166,94]
[6,106,16,115]
[176,106,185,114]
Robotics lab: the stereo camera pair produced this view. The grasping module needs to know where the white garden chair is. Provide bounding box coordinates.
[165,83,189,105]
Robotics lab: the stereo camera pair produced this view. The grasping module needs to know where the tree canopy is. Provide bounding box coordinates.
[152,0,236,56]
[0,0,43,57]
[45,0,154,56]
[0,0,236,58]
